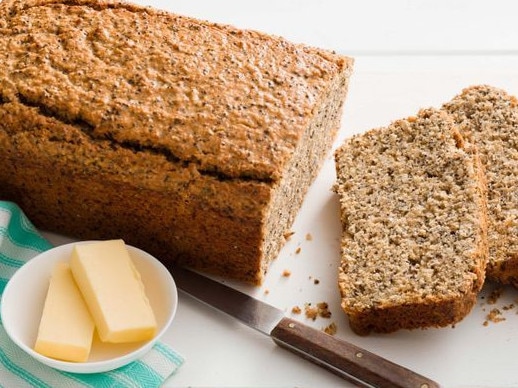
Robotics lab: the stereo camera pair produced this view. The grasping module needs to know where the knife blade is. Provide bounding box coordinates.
[171,265,441,388]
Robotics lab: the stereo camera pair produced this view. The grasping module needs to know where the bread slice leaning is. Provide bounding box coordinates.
[443,85,518,286]
[334,108,488,335]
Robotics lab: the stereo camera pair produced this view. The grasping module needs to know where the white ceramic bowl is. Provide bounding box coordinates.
[1,241,178,374]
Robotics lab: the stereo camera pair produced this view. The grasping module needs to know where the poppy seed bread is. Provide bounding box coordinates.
[334,108,488,335]
[0,0,354,284]
[443,85,518,286]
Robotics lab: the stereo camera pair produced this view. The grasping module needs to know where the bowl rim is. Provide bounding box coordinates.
[0,241,178,374]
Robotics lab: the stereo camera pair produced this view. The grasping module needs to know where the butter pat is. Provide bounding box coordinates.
[70,240,157,343]
[34,262,94,362]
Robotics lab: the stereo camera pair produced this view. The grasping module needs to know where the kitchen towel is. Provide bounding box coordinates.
[0,201,184,388]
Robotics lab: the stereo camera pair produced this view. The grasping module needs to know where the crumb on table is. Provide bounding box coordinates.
[317,302,332,318]
[480,285,518,326]
[304,303,318,320]
[483,308,506,326]
[323,322,337,335]
[291,306,302,314]
[304,302,332,320]
[284,231,295,241]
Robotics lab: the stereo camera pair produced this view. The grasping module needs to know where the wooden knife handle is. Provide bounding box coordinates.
[271,317,441,388]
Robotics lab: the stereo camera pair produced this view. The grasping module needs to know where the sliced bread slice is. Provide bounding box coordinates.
[443,85,518,286]
[334,108,488,335]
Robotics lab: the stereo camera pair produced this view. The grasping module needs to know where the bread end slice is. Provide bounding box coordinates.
[334,108,488,335]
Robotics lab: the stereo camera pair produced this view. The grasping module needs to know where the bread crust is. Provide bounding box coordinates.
[0,0,353,283]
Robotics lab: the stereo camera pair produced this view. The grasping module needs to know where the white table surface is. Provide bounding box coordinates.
[45,1,518,386]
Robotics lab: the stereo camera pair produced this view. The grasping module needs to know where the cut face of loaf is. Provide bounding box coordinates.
[443,85,518,286]
[0,0,353,284]
[334,108,488,335]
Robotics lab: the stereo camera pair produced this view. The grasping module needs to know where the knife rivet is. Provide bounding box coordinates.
[355,352,363,358]
[288,323,296,329]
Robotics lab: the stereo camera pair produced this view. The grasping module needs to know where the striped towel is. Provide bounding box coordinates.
[0,201,184,387]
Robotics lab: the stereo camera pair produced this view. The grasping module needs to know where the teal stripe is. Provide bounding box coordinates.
[66,358,164,388]
[0,335,52,388]
[0,252,25,269]
[117,359,162,387]
[0,278,8,296]
[0,203,51,252]
[0,226,46,264]
[63,370,128,388]
[155,342,184,365]
[0,277,9,324]
[0,228,48,255]
[0,224,41,250]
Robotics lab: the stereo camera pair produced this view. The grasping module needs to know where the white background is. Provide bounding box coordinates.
[46,1,518,387]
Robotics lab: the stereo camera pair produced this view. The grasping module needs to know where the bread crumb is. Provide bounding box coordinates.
[282,269,291,277]
[295,247,301,254]
[304,303,318,321]
[283,231,295,241]
[304,302,331,320]
[313,278,320,285]
[484,308,506,326]
[317,302,332,318]
[291,306,301,314]
[264,289,269,295]
[480,285,516,326]
[323,322,337,335]
[305,233,313,241]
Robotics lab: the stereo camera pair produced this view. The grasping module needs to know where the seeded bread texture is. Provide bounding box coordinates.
[443,85,518,286]
[0,0,353,284]
[334,108,488,335]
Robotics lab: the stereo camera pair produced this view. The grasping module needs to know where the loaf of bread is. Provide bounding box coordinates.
[334,108,488,335]
[0,0,353,284]
[443,85,518,287]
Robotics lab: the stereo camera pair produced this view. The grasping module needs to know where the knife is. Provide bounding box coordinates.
[171,265,441,388]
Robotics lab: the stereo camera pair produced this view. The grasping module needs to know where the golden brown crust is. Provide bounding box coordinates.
[0,0,353,283]
[0,0,351,182]
[346,293,478,336]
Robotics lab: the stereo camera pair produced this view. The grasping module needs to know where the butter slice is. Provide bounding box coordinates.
[34,262,95,362]
[70,240,157,343]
